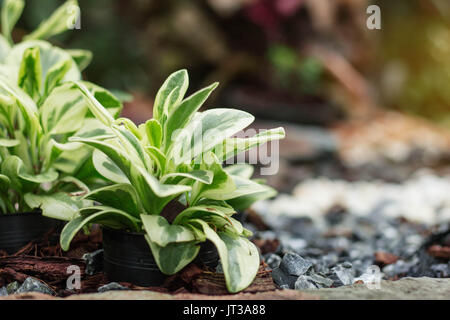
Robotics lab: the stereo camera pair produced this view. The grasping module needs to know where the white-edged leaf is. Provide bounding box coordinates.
[215,127,285,162]
[18,47,42,101]
[84,184,141,217]
[224,164,254,179]
[1,0,24,43]
[0,138,19,147]
[66,49,92,71]
[161,170,213,185]
[153,69,188,123]
[73,81,114,126]
[0,34,10,62]
[5,40,81,86]
[141,214,195,247]
[145,235,200,275]
[144,119,162,148]
[60,207,140,251]
[190,219,259,293]
[173,204,235,225]
[163,82,218,151]
[24,192,83,221]
[190,153,236,203]
[172,108,254,164]
[92,148,129,184]
[24,0,80,41]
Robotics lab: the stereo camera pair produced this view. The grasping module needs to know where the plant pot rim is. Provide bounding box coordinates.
[101,226,144,237]
[0,209,42,218]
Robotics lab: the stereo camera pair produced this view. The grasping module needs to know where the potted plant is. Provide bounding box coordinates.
[59,69,285,292]
[0,0,121,253]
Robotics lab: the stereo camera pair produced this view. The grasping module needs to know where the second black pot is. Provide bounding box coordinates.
[0,210,62,254]
[102,227,219,286]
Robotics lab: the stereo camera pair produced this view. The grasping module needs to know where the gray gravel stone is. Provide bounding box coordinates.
[271,267,297,288]
[6,281,20,294]
[330,263,355,286]
[280,252,312,276]
[82,249,104,275]
[294,276,317,290]
[16,277,54,295]
[216,260,223,273]
[0,287,7,296]
[98,282,127,293]
[264,253,281,270]
[308,273,334,288]
[430,264,450,278]
[382,260,413,278]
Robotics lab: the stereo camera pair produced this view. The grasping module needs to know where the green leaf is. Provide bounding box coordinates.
[171,108,254,165]
[43,58,72,97]
[5,40,81,86]
[66,49,92,71]
[24,0,80,41]
[0,34,11,62]
[1,155,57,191]
[18,168,58,184]
[60,207,140,251]
[57,176,90,194]
[40,82,87,134]
[0,73,39,131]
[190,153,236,203]
[11,130,32,169]
[83,82,123,119]
[173,204,235,225]
[1,0,24,43]
[224,164,254,179]
[214,127,285,162]
[92,148,129,184]
[0,138,19,147]
[141,214,196,247]
[114,118,142,139]
[40,136,83,172]
[145,234,200,275]
[221,175,270,200]
[71,136,190,214]
[191,219,259,293]
[0,173,10,192]
[161,170,213,185]
[226,184,276,211]
[144,146,166,174]
[84,184,142,218]
[144,119,162,148]
[153,69,188,124]
[18,46,42,102]
[73,81,114,126]
[71,137,132,180]
[130,164,191,214]
[163,82,218,151]
[111,124,148,170]
[24,192,82,221]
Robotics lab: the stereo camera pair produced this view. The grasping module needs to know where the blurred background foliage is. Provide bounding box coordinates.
[9,0,450,128]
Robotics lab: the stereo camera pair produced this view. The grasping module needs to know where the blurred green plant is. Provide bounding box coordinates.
[267,44,323,95]
[379,0,450,128]
[0,0,121,216]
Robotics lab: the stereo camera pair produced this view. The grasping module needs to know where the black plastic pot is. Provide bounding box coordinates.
[233,211,246,223]
[102,227,219,286]
[0,210,62,254]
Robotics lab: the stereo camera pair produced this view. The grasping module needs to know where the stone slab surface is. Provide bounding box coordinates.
[1,277,449,300]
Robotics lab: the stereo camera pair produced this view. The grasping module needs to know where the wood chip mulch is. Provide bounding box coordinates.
[0,227,277,298]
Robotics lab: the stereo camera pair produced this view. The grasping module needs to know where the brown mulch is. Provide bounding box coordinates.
[7,226,103,259]
[0,226,277,298]
[374,251,400,267]
[427,245,450,259]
